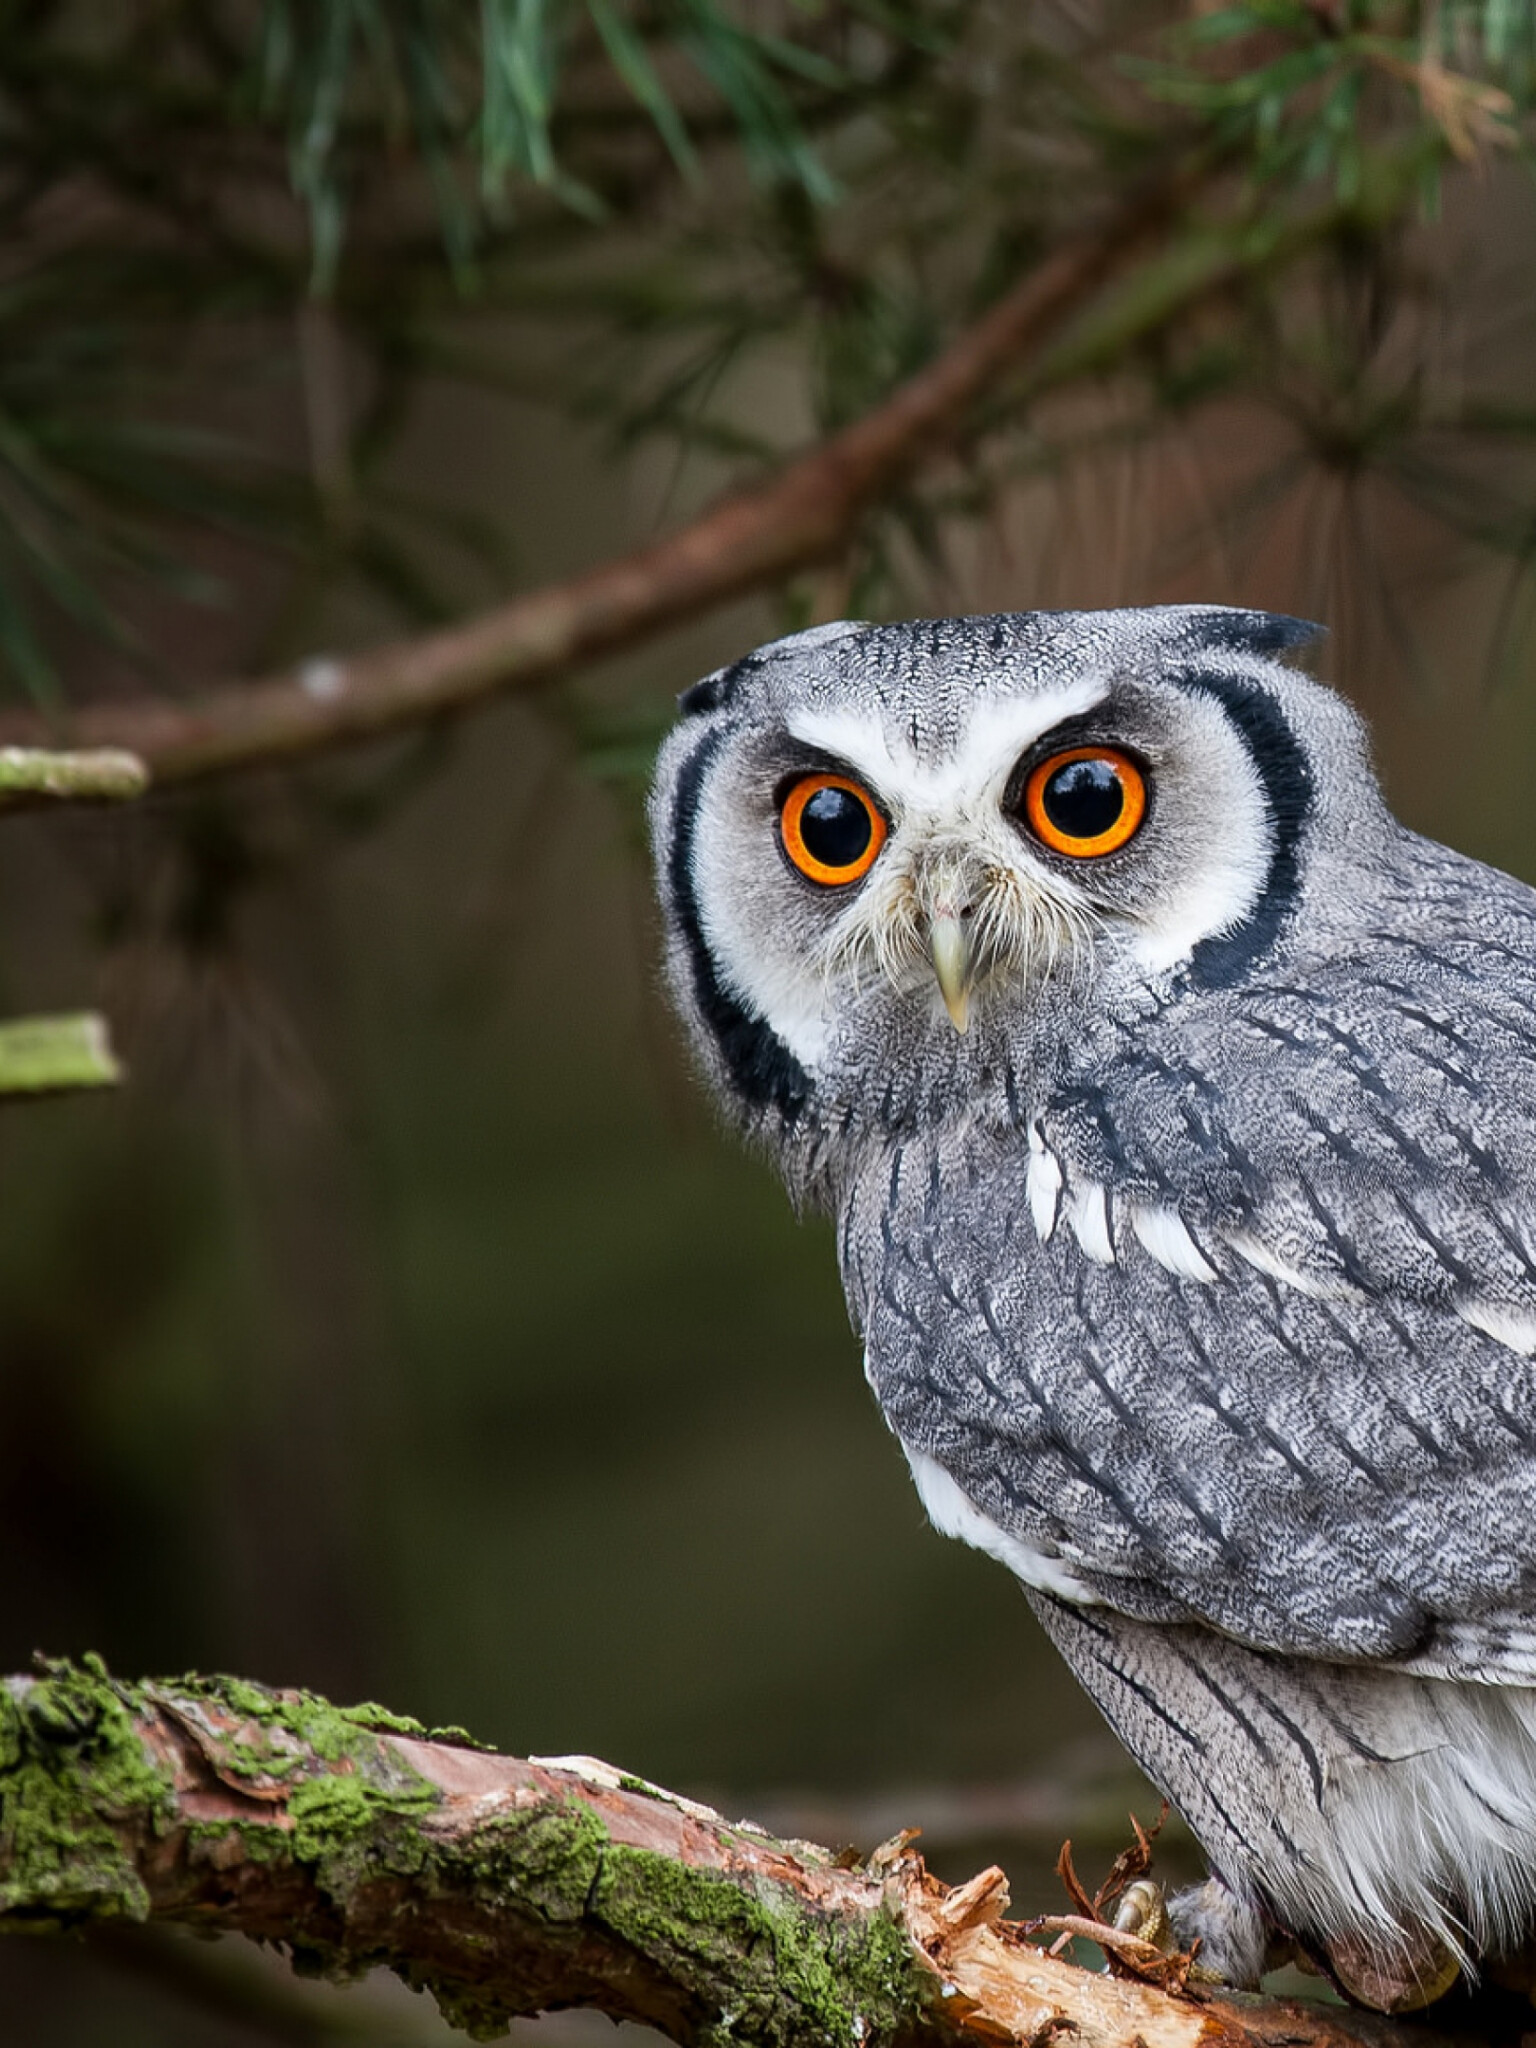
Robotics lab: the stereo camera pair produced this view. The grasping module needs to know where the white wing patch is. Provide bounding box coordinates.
[902,1442,1096,1604]
[1224,1230,1351,1300]
[1129,1201,1217,1284]
[1030,1135,1215,1283]
[1029,1136,1377,1303]
[1026,1124,1062,1242]
[1066,1180,1115,1264]
[1457,1295,1536,1356]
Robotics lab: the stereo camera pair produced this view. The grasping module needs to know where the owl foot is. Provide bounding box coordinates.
[1113,1877,1172,1949]
[1033,1838,1210,1994]
[1165,1876,1274,1990]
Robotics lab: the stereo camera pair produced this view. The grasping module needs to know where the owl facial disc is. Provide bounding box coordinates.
[650,607,1362,1136]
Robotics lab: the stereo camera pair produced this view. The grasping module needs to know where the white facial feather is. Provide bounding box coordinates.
[695,884,833,1067]
[786,680,1108,819]
[1126,830,1273,974]
[1123,694,1274,977]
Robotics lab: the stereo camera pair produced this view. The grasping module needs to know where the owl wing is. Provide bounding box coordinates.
[864,833,1536,1682]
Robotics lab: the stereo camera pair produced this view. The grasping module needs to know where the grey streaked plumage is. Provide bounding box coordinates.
[649,605,1536,2006]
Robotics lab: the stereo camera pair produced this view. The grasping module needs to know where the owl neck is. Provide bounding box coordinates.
[749,1000,1097,1216]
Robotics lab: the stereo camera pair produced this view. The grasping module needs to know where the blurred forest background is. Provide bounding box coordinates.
[0,0,1534,2040]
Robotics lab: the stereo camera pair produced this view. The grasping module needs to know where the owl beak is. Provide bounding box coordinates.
[930,911,974,1035]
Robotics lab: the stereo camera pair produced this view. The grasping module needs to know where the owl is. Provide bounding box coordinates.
[649,605,1536,2012]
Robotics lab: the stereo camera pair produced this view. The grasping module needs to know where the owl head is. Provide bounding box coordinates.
[650,605,1385,1193]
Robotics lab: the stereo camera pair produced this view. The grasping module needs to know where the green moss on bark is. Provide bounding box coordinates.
[593,1843,918,2047]
[0,1659,174,1925]
[150,1672,450,1910]
[439,1796,610,1921]
[157,1672,434,1779]
[1,1662,940,2046]
[406,1797,613,2039]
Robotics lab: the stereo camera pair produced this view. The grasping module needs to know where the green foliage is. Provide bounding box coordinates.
[257,0,858,286]
[1131,0,1533,205]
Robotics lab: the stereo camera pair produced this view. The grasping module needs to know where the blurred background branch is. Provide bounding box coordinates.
[0,746,147,808]
[0,1,1531,728]
[0,153,1214,780]
[0,744,142,1090]
[0,1012,120,1093]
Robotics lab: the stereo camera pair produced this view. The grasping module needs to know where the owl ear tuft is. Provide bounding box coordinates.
[1188,609,1325,659]
[677,664,739,717]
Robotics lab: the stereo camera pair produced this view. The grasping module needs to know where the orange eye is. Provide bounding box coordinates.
[1023,746,1147,858]
[780,774,887,886]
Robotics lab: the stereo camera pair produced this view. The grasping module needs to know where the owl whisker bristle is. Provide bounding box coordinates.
[814,872,1098,1017]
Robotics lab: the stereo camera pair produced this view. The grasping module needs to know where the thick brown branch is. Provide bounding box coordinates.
[0,171,1197,789]
[0,1660,1486,2048]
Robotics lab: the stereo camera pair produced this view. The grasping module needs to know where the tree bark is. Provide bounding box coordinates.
[0,1658,1488,2048]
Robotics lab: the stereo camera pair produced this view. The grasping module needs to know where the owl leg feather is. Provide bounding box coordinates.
[1165,1876,1276,1990]
[1028,1599,1474,2006]
[1107,1870,1274,1989]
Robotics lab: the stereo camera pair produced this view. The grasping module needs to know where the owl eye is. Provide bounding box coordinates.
[1023,746,1147,858]
[779,774,888,886]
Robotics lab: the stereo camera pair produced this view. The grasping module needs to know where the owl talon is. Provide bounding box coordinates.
[1113,1880,1221,1991]
[1114,1877,1173,1951]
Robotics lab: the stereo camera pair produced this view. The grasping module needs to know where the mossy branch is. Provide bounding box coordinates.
[0,1658,1482,2048]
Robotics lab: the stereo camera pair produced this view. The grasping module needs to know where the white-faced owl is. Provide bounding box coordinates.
[650,607,1536,2010]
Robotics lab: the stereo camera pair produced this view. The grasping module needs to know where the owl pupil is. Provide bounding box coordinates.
[800,786,872,868]
[1042,759,1124,839]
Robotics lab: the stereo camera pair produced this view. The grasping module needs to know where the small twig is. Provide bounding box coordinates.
[1056,1838,1098,1922]
[1030,1914,1172,1971]
[0,746,148,811]
[0,750,138,1097]
[0,1013,121,1095]
[1091,1805,1164,1920]
[1040,1811,1203,1993]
